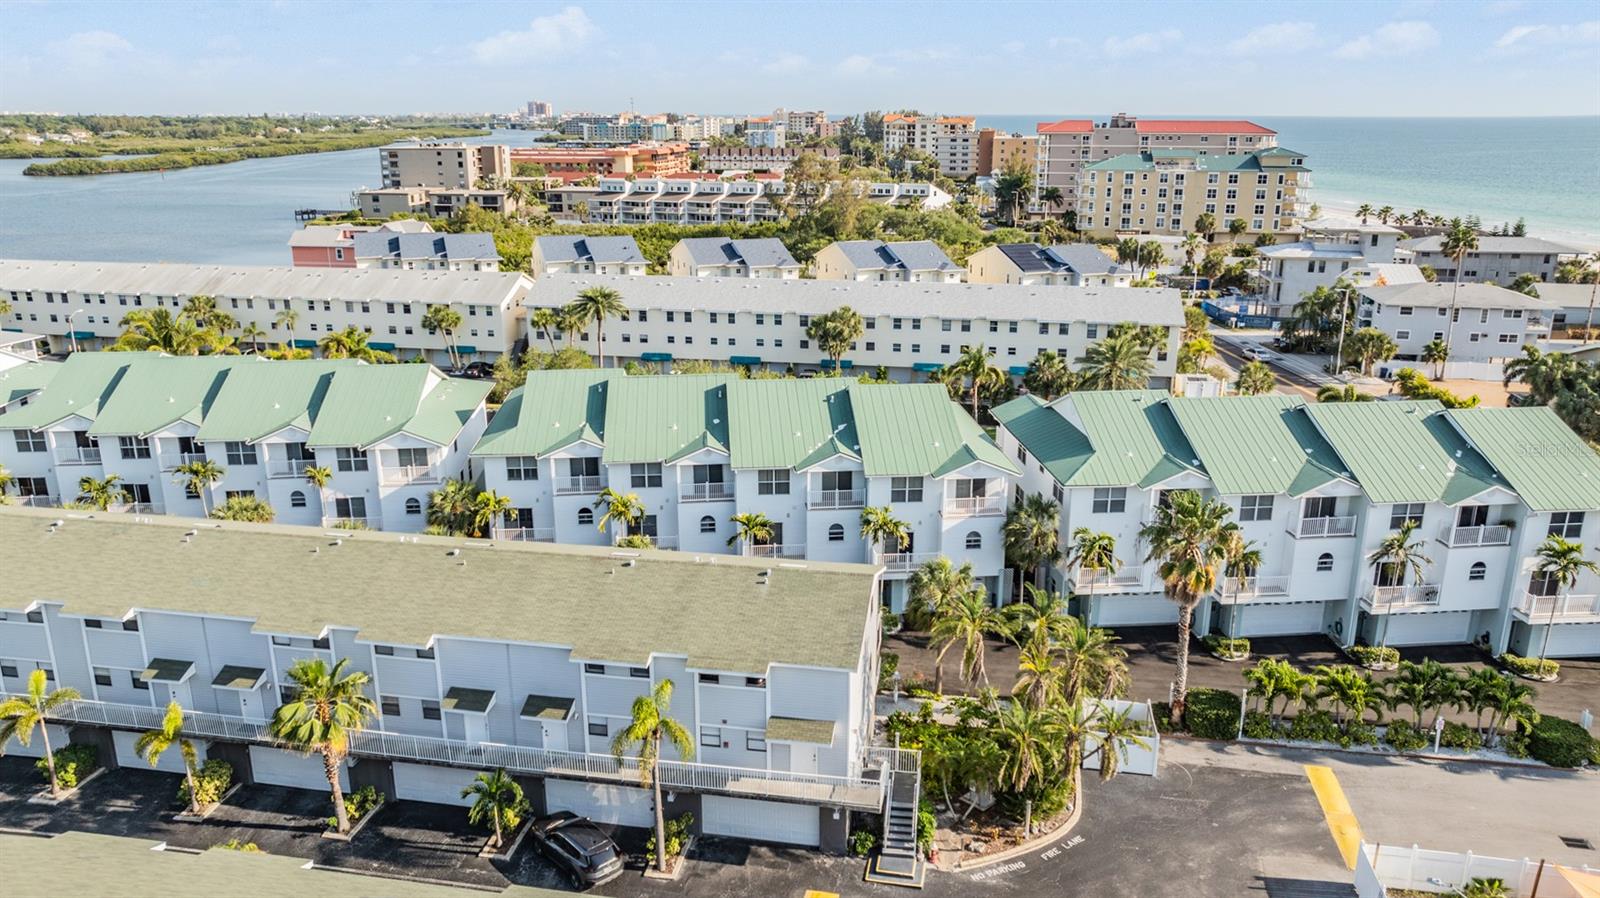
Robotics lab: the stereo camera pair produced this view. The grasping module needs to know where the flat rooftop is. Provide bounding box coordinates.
[0,506,878,674]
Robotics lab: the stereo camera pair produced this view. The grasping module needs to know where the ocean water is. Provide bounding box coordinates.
[980,115,1600,248]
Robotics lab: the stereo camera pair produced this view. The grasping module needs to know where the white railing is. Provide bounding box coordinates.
[941,494,1006,518]
[23,696,886,811]
[876,551,940,573]
[1072,569,1145,594]
[55,446,102,465]
[160,452,207,471]
[1219,575,1291,602]
[555,476,604,495]
[646,535,679,550]
[266,459,313,479]
[1291,515,1357,538]
[13,495,58,507]
[1365,584,1441,610]
[1515,592,1600,621]
[497,527,555,543]
[1439,523,1512,548]
[680,483,734,503]
[113,502,164,515]
[381,465,441,486]
[748,543,806,559]
[807,488,865,509]
[321,516,380,531]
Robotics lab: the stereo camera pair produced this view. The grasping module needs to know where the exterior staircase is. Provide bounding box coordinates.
[865,749,925,887]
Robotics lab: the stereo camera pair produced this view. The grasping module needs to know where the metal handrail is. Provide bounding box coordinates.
[1516,593,1600,620]
[1441,524,1512,548]
[942,494,1005,517]
[748,543,806,559]
[55,447,102,465]
[807,489,865,509]
[381,465,441,486]
[680,483,734,502]
[498,527,555,542]
[1292,515,1357,538]
[555,476,604,495]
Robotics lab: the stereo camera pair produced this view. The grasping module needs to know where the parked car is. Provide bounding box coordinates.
[449,361,496,379]
[1242,345,1277,362]
[531,812,625,888]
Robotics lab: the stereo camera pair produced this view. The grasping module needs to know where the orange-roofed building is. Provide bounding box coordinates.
[509,143,692,182]
[881,113,979,177]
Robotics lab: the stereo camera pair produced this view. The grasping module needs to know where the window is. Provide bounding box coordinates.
[335,447,368,472]
[746,732,767,752]
[1316,553,1334,573]
[118,436,151,460]
[698,672,719,684]
[1239,495,1274,522]
[404,497,421,515]
[26,609,43,624]
[1388,503,1425,530]
[312,636,330,650]
[890,476,923,503]
[93,667,112,687]
[375,644,395,656]
[334,497,366,520]
[506,456,538,481]
[421,700,441,721]
[630,462,662,489]
[577,507,593,526]
[289,489,307,508]
[828,523,845,542]
[756,469,790,495]
[700,727,722,748]
[1092,487,1127,514]
[381,695,401,716]
[415,646,434,660]
[225,441,258,466]
[84,618,102,629]
[0,661,16,678]
[585,717,609,737]
[583,663,605,675]
[965,531,982,550]
[1468,562,1487,582]
[14,430,46,453]
[1548,511,1585,539]
[629,666,650,678]
[395,447,428,469]
[272,635,292,646]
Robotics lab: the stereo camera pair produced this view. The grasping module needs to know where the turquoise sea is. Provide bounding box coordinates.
[978,115,1600,249]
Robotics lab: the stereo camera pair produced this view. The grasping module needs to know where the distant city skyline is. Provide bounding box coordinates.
[2,0,1598,117]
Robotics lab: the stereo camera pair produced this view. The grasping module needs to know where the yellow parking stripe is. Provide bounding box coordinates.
[1304,764,1363,869]
[804,892,840,898]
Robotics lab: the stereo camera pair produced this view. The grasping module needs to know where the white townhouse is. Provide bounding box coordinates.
[523,274,1184,386]
[1357,282,1559,380]
[471,372,1022,611]
[667,237,802,279]
[993,393,1600,658]
[1398,235,1577,286]
[966,243,1133,287]
[1531,282,1600,337]
[0,259,531,364]
[0,507,910,855]
[530,235,649,278]
[812,240,965,283]
[351,231,501,272]
[0,354,489,532]
[1255,219,1405,319]
[543,178,951,226]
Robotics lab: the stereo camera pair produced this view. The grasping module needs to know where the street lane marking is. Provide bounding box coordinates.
[803,891,839,898]
[1304,764,1363,869]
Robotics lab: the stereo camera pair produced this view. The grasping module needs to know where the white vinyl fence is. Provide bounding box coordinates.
[1081,699,1161,777]
[1355,841,1600,897]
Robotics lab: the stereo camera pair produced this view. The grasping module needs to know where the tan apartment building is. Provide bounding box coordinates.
[508,143,692,182]
[1033,115,1279,216]
[882,114,978,177]
[977,130,1038,177]
[379,142,512,189]
[1075,147,1310,239]
[777,109,828,137]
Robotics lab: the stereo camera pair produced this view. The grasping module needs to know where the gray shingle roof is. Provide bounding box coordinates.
[1400,235,1579,255]
[353,232,500,262]
[831,240,960,273]
[535,235,645,265]
[1043,244,1122,276]
[1361,282,1559,310]
[676,237,799,269]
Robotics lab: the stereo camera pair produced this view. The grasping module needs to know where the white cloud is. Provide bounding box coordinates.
[1227,21,1319,55]
[1047,36,1087,52]
[472,6,595,65]
[1493,20,1600,50]
[834,54,886,77]
[761,52,809,74]
[1001,40,1025,54]
[1102,29,1182,58]
[1333,21,1440,59]
[49,30,132,67]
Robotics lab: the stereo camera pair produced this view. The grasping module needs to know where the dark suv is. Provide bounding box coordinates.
[531,812,625,888]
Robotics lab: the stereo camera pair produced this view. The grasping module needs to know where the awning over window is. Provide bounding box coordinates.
[442,686,495,714]
[728,356,763,366]
[138,658,195,684]
[819,359,854,370]
[640,352,673,362]
[211,665,266,690]
[913,362,944,372]
[519,694,574,721]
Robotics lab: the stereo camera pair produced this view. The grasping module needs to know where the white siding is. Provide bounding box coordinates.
[545,780,652,827]
[393,761,478,807]
[702,795,819,846]
[249,746,348,791]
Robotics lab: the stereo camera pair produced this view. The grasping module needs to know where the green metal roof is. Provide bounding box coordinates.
[87,356,246,437]
[441,686,496,714]
[726,378,860,470]
[0,360,62,408]
[1166,395,1345,496]
[1065,391,1201,488]
[0,352,133,429]
[2,505,876,675]
[307,365,489,449]
[849,382,1019,478]
[600,375,734,464]
[765,716,836,745]
[520,694,574,721]
[473,369,621,457]
[194,360,351,443]
[1447,407,1600,512]
[992,394,1095,485]
[1304,401,1465,504]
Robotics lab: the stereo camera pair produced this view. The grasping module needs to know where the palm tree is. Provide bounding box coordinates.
[907,557,975,631]
[0,462,13,502]
[593,487,645,541]
[1410,208,1430,226]
[1013,638,1062,710]
[1235,360,1275,395]
[1040,185,1064,216]
[806,306,865,370]
[1139,490,1242,726]
[1004,584,1076,650]
[1483,677,1538,745]
[269,658,377,834]
[567,287,627,367]
[421,304,465,369]
[529,307,561,352]
[859,505,909,563]
[1022,350,1075,399]
[1376,205,1394,225]
[1420,339,1450,380]
[1065,527,1119,604]
[1181,232,1204,293]
[303,465,332,517]
[611,680,694,874]
[1078,334,1154,390]
[1084,703,1149,782]
[238,323,266,354]
[955,344,1005,419]
[1114,237,1143,278]
[1056,617,1129,705]
[462,769,529,850]
[274,307,300,349]
[319,326,395,363]
[928,589,1006,692]
[0,669,82,796]
[1227,218,1248,242]
[77,474,128,511]
[1003,493,1062,593]
[1194,212,1217,242]
[1502,344,1576,406]
[174,458,226,517]
[992,701,1061,794]
[1315,384,1373,403]
[182,295,235,332]
[1343,328,1398,377]
[471,490,515,538]
[110,308,209,355]
[135,700,203,814]
[1356,203,1374,224]
[1312,665,1381,725]
[211,495,275,523]
[726,511,775,553]
[1439,218,1479,360]
[1366,519,1432,645]
[1531,535,1599,666]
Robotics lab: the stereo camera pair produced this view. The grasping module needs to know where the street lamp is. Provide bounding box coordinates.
[66,309,85,355]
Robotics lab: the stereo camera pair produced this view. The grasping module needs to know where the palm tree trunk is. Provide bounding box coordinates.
[492,804,504,849]
[39,720,60,796]
[933,644,951,695]
[596,322,605,368]
[652,761,668,873]
[185,763,202,814]
[1170,601,1194,727]
[325,750,350,833]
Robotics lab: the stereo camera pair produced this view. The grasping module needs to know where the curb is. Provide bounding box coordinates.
[1210,734,1588,772]
[950,783,1085,872]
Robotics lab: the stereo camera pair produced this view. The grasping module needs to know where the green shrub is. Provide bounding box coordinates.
[37,744,97,790]
[1500,653,1559,679]
[1288,710,1341,744]
[1383,720,1427,753]
[1183,688,1241,740]
[645,812,695,859]
[877,652,900,692]
[1348,645,1399,668]
[1341,722,1379,748]
[1503,730,1530,759]
[1241,710,1278,740]
[179,759,233,808]
[1151,702,1176,734]
[881,613,902,636]
[916,798,936,849]
[1439,721,1483,752]
[850,829,877,857]
[216,839,260,852]
[327,785,384,829]
[1524,716,1596,768]
[1204,635,1250,658]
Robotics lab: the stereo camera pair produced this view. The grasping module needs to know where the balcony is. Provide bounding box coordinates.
[680,482,734,503]
[55,446,102,465]
[23,696,887,812]
[1290,515,1357,539]
[159,452,207,471]
[1514,593,1600,623]
[1218,575,1292,604]
[1439,524,1512,548]
[322,516,380,531]
[382,465,442,486]
[808,488,865,510]
[942,494,1006,518]
[876,551,940,573]
[266,459,314,479]
[1072,570,1145,594]
[748,543,806,559]
[112,502,164,515]
[497,527,555,543]
[555,476,605,495]
[1362,583,1442,612]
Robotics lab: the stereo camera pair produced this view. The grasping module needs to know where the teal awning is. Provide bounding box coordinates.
[1008,365,1029,376]
[292,339,318,349]
[455,345,478,354]
[1,327,22,333]
[913,362,944,372]
[819,359,854,370]
[640,352,673,362]
[368,341,396,351]
[70,331,96,340]
[728,355,762,366]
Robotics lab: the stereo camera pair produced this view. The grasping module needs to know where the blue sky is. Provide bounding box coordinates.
[3,0,1598,116]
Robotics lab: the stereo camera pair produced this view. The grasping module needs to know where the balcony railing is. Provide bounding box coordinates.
[876,551,940,573]
[55,446,102,465]
[1291,515,1357,538]
[1218,575,1292,603]
[266,459,314,479]
[22,695,886,812]
[680,482,734,503]
[112,502,164,515]
[497,527,555,543]
[942,494,1006,518]
[13,495,57,507]
[381,465,442,486]
[555,476,604,495]
[159,452,207,471]
[1364,583,1442,611]
[1439,524,1512,548]
[1072,570,1145,594]
[321,516,380,531]
[808,488,865,509]
[748,543,806,559]
[1514,593,1600,622]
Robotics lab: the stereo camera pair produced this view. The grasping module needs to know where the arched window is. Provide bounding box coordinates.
[577,507,594,526]
[700,515,716,533]
[965,531,982,550]
[1316,553,1334,572]
[1468,561,1487,582]
[404,497,421,515]
[828,523,845,542]
[289,490,306,508]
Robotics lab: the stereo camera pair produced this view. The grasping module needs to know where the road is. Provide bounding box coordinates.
[1210,329,1337,398]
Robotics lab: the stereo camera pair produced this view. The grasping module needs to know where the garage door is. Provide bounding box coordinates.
[1093,594,1178,627]
[114,729,204,773]
[393,762,477,807]
[702,795,819,847]
[544,780,653,827]
[1380,612,1471,647]
[1232,603,1326,638]
[1538,623,1600,659]
[248,746,348,791]
[4,724,68,759]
